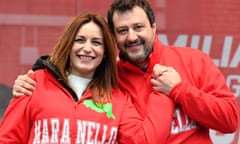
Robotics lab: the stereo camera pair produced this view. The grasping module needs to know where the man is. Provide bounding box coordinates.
[12,0,239,143]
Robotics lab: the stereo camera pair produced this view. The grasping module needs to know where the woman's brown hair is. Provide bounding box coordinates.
[49,12,118,103]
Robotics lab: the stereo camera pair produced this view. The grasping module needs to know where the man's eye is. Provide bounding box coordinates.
[118,29,128,34]
[134,25,143,31]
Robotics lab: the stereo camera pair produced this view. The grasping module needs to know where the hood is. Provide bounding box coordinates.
[32,55,62,80]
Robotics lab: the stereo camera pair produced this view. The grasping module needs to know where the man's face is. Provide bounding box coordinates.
[112,6,156,67]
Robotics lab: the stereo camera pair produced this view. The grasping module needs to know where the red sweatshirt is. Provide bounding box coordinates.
[0,57,173,144]
[117,35,239,144]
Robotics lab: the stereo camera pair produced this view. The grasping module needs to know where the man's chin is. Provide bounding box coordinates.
[128,56,147,65]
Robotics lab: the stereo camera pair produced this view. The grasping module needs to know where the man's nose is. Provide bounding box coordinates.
[127,29,138,42]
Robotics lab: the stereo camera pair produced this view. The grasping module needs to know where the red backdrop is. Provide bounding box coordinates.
[0,0,239,143]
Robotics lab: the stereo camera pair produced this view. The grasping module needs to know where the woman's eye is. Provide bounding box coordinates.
[92,41,102,46]
[74,38,84,43]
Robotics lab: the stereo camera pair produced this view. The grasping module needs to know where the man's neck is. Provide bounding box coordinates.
[133,59,149,72]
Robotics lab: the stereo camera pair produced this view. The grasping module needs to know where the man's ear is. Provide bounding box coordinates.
[152,22,157,35]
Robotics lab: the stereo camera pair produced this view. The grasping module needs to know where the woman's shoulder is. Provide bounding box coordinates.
[111,87,131,103]
[29,69,53,82]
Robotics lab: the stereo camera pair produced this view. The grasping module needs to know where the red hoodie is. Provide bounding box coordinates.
[0,57,173,144]
[117,35,239,144]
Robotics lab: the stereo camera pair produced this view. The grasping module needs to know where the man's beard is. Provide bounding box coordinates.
[120,45,152,67]
[119,38,153,66]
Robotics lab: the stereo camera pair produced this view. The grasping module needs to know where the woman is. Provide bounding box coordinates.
[0,12,170,143]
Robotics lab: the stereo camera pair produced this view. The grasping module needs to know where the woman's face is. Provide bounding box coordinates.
[70,21,105,78]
